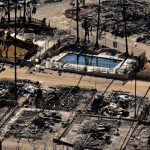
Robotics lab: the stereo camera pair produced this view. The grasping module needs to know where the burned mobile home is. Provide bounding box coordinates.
[87,91,148,118]
[31,86,96,111]
[3,108,73,140]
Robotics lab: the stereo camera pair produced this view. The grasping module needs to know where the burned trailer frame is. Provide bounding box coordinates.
[32,86,96,112]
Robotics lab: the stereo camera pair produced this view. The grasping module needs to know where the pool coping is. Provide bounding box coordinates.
[59,52,124,70]
[47,51,135,79]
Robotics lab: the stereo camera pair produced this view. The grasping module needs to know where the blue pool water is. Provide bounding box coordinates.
[60,53,122,68]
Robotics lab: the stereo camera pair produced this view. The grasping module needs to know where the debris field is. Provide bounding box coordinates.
[127,125,150,150]
[31,86,95,111]
[62,116,133,150]
[87,90,149,119]
[65,0,150,44]
[0,80,37,102]
[0,79,150,150]
[3,108,72,140]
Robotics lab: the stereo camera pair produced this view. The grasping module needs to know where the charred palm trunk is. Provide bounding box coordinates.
[123,0,129,57]
[7,0,10,23]
[14,0,17,100]
[76,0,80,43]
[23,0,26,22]
[95,0,100,49]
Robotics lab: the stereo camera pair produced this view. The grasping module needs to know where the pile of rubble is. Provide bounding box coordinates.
[32,86,93,111]
[89,91,147,118]
[65,4,97,23]
[127,125,150,149]
[0,107,10,119]
[72,117,129,150]
[139,103,150,120]
[65,0,150,43]
[0,80,37,103]
[101,0,150,39]
[4,109,69,140]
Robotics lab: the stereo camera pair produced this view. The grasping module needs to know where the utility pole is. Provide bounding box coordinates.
[95,0,100,49]
[76,0,80,43]
[134,60,137,119]
[14,0,17,101]
[7,0,10,23]
[122,0,129,57]
[135,72,137,119]
[23,0,26,22]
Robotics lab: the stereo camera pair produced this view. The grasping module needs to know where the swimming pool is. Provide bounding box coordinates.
[60,53,122,68]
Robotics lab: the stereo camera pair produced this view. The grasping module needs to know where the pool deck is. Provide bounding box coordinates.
[45,51,136,79]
